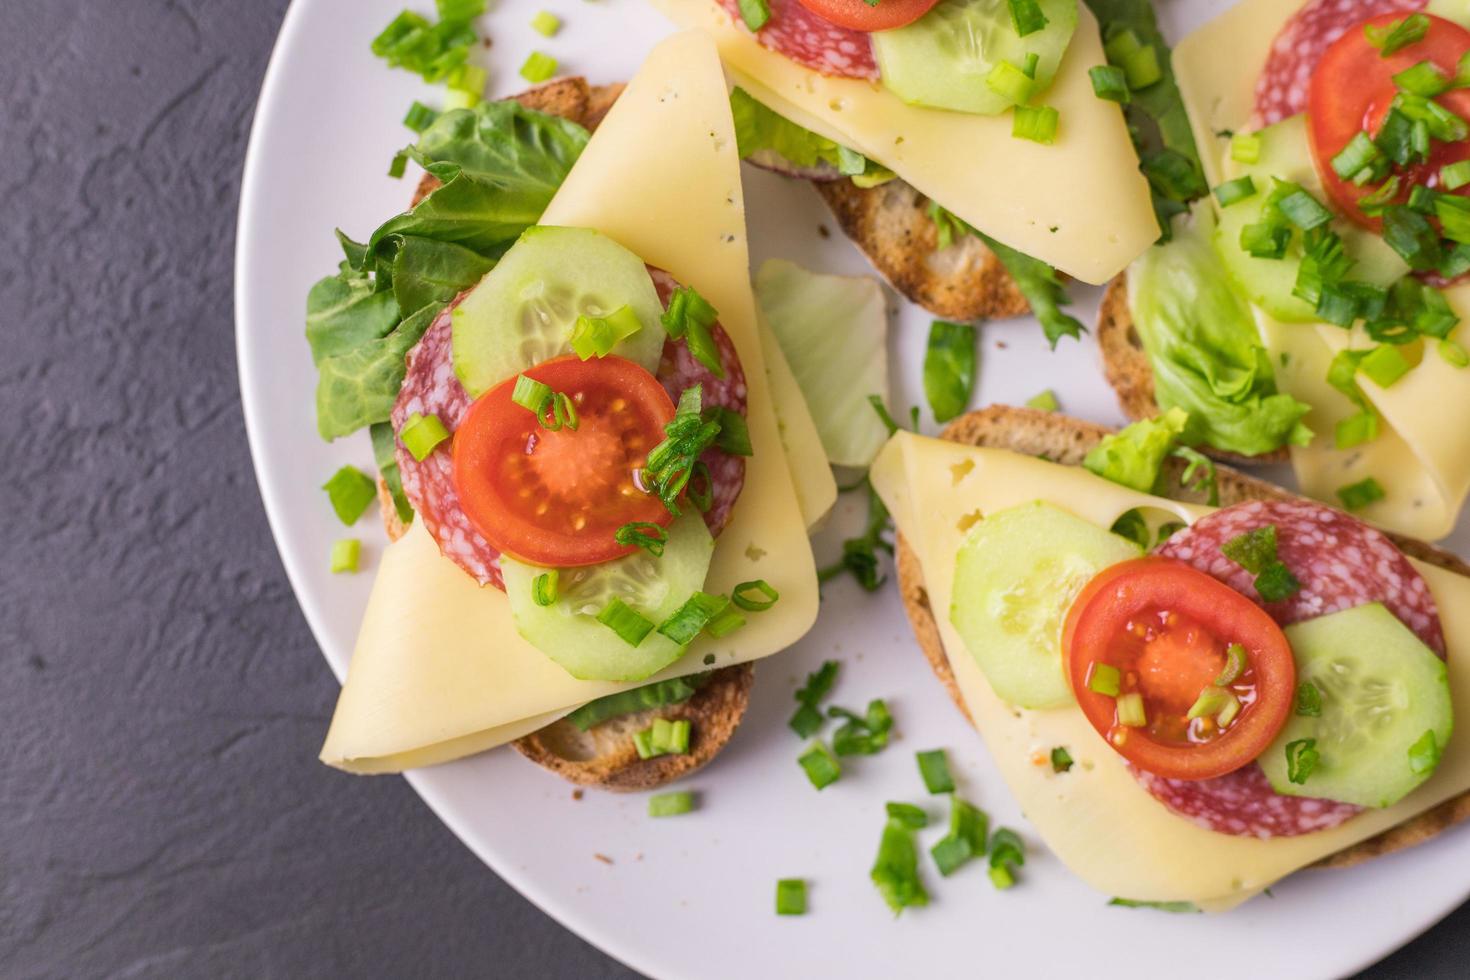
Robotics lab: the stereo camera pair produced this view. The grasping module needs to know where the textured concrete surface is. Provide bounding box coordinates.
[0,1,1466,977]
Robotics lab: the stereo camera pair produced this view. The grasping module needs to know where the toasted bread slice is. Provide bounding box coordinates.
[1096,273,1289,465]
[894,404,1470,870]
[814,178,1031,322]
[382,76,753,791]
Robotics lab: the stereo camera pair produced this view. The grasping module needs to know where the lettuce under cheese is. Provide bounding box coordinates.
[730,88,893,186]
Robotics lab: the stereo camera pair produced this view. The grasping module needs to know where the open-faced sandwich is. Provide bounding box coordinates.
[1101,0,1470,540]
[874,404,1470,910]
[304,33,832,786]
[649,0,1194,341]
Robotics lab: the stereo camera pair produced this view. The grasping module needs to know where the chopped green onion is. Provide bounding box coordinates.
[731,579,779,612]
[568,676,709,731]
[1395,59,1450,97]
[789,661,839,737]
[1408,729,1442,774]
[1331,132,1380,180]
[1025,389,1059,412]
[989,865,1016,890]
[708,407,752,456]
[1215,644,1248,685]
[930,794,989,877]
[1241,222,1291,259]
[798,741,841,790]
[652,717,691,755]
[1255,562,1303,603]
[830,699,893,756]
[686,461,714,514]
[1020,51,1040,79]
[330,538,361,574]
[1336,409,1380,449]
[1366,14,1430,57]
[648,790,695,817]
[1109,898,1202,913]
[553,392,578,431]
[985,60,1034,107]
[322,465,378,525]
[737,0,770,30]
[1359,345,1410,388]
[661,285,724,378]
[447,62,487,97]
[988,827,1025,890]
[530,10,560,36]
[1440,338,1470,367]
[1436,194,1470,244]
[871,818,929,914]
[1121,44,1161,90]
[655,592,728,645]
[615,521,668,557]
[633,727,656,759]
[705,605,745,638]
[1295,681,1324,718]
[596,597,654,646]
[1230,132,1262,164]
[1116,692,1147,728]
[570,305,643,359]
[1358,175,1402,216]
[519,50,557,84]
[1186,685,1239,725]
[511,374,553,413]
[403,101,439,133]
[923,320,977,423]
[1007,0,1048,36]
[1222,524,1277,573]
[885,802,928,829]
[1276,186,1333,230]
[1050,747,1074,773]
[916,749,955,794]
[775,879,806,915]
[1285,738,1320,784]
[1217,697,1241,727]
[1089,64,1129,103]
[399,413,449,461]
[532,570,559,607]
[1087,662,1122,697]
[436,0,485,21]
[1443,161,1470,190]
[387,151,409,179]
[1213,176,1257,207]
[1012,105,1059,145]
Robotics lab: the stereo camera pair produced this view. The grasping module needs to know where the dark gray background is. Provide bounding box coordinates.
[1,1,1465,977]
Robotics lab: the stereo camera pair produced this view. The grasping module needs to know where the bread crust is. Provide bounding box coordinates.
[894,404,1470,871]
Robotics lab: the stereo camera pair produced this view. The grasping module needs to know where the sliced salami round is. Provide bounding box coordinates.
[1254,0,1425,126]
[393,271,749,588]
[716,0,880,80]
[1130,763,1362,838]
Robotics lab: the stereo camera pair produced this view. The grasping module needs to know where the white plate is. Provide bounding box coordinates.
[237,1,1470,976]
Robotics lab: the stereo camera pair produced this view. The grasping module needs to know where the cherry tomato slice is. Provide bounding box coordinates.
[1063,557,1296,782]
[453,354,675,567]
[1308,13,1470,229]
[794,0,940,32]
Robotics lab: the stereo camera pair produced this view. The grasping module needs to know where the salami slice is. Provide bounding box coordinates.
[1130,497,1445,837]
[716,0,880,80]
[392,271,749,588]
[1254,0,1425,126]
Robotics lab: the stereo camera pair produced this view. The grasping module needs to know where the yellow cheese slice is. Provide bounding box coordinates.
[648,0,1157,285]
[871,431,1470,907]
[320,31,819,774]
[759,316,838,529]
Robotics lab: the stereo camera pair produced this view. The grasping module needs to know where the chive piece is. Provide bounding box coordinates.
[1254,563,1302,603]
[596,597,654,647]
[731,579,779,612]
[1230,132,1262,164]
[737,0,770,31]
[1241,222,1291,259]
[402,100,439,133]
[789,661,839,737]
[708,407,752,457]
[330,538,361,574]
[519,50,557,84]
[532,570,559,607]
[775,878,807,915]
[1215,644,1248,685]
[1365,14,1430,57]
[916,749,955,794]
[930,795,989,877]
[885,802,928,829]
[399,412,450,461]
[986,60,1034,106]
[989,865,1016,890]
[1109,898,1202,913]
[447,62,487,98]
[530,10,560,36]
[1408,729,1442,774]
[660,285,724,378]
[1440,338,1470,367]
[1013,105,1059,145]
[1050,747,1074,773]
[1007,0,1048,36]
[1276,187,1333,230]
[648,791,695,817]
[568,676,709,731]
[830,699,893,756]
[322,465,378,525]
[657,591,730,645]
[1331,132,1380,180]
[1116,692,1147,728]
[1025,389,1059,412]
[614,521,668,557]
[871,819,929,914]
[1086,662,1122,697]
[705,604,745,639]
[1437,194,1470,244]
[1293,683,1323,721]
[798,741,841,790]
[922,320,977,423]
[1122,44,1161,90]
[511,374,553,414]
[387,151,409,179]
[1088,64,1129,103]
[1360,345,1410,388]
[1213,175,1257,207]
[570,305,642,359]
[1395,60,1450,97]
[988,827,1025,890]
[633,728,657,759]
[1223,525,1278,571]
[1443,161,1470,191]
[650,717,691,755]
[1186,686,1238,724]
[1285,738,1320,784]
[1020,51,1040,79]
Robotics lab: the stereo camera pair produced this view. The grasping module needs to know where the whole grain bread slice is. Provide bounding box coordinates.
[379,76,754,792]
[894,404,1470,871]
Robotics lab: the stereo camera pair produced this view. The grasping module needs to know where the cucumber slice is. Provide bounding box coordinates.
[1214,115,1408,323]
[501,514,715,682]
[451,225,665,397]
[950,501,1141,708]
[1260,602,1453,808]
[873,0,1078,116]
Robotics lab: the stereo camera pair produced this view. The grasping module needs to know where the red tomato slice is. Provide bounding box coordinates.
[794,0,940,32]
[1063,557,1296,782]
[1308,13,1470,229]
[453,354,675,567]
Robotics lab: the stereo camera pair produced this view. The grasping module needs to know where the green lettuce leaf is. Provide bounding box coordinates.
[314,303,439,440]
[1131,206,1312,456]
[370,421,413,525]
[1083,407,1190,494]
[730,88,893,184]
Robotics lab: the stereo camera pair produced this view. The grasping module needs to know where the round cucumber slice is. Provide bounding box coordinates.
[873,0,1078,116]
[949,501,1141,708]
[1259,602,1453,808]
[1214,115,1408,323]
[451,225,665,397]
[501,514,715,682]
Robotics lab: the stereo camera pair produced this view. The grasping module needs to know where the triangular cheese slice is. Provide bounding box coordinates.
[649,0,1156,284]
[871,430,1470,907]
[320,31,821,774]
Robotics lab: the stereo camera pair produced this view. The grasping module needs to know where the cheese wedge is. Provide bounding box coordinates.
[1173,0,1470,540]
[871,430,1470,908]
[648,0,1157,284]
[320,31,820,773]
[760,316,838,529]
